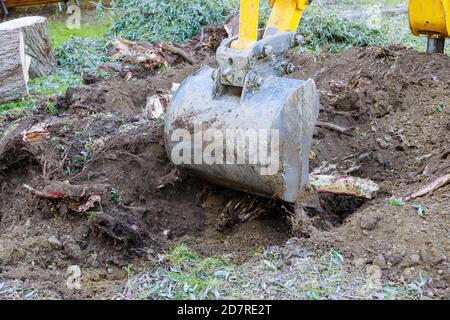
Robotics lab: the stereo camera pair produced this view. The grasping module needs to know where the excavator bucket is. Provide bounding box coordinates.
[165,66,319,203]
[165,0,319,203]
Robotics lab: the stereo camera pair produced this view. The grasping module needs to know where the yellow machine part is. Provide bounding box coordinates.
[231,0,260,50]
[231,0,309,50]
[409,0,450,38]
[266,0,309,35]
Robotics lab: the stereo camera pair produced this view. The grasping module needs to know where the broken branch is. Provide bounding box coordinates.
[405,173,450,201]
[161,43,197,65]
[316,121,353,135]
[24,181,110,199]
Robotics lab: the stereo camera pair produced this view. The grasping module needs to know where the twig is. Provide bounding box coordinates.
[60,143,73,170]
[23,184,50,198]
[405,173,450,201]
[193,27,206,49]
[316,121,353,136]
[320,107,355,117]
[70,135,120,181]
[161,43,197,65]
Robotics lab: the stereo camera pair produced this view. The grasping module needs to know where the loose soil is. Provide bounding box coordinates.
[0,45,448,299]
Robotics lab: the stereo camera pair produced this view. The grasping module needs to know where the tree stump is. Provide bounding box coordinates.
[0,30,30,104]
[0,16,56,79]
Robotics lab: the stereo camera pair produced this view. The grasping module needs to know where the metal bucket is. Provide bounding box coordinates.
[165,66,319,203]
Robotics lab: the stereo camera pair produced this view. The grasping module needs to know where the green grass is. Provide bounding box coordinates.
[0,70,82,115]
[298,8,385,53]
[115,244,235,300]
[48,18,110,48]
[0,99,35,114]
[28,70,82,96]
[106,244,420,300]
[0,14,108,114]
[109,0,239,43]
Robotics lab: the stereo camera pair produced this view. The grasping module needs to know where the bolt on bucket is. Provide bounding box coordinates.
[165,65,319,203]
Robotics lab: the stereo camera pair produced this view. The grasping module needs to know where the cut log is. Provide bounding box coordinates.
[0,16,56,78]
[0,30,30,104]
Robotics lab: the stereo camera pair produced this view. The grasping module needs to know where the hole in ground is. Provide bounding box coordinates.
[305,193,368,231]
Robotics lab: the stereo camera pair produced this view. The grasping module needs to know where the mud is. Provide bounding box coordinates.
[0,45,449,298]
[0,77,289,298]
[289,46,449,294]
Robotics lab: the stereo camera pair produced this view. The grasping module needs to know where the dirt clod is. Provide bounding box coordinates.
[47,236,63,250]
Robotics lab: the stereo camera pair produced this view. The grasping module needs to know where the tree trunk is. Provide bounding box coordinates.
[0,30,30,104]
[0,16,56,79]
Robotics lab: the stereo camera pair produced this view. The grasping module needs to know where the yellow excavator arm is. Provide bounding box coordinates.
[231,0,449,54]
[231,0,310,50]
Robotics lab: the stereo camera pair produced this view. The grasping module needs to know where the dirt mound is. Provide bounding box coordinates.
[0,45,449,298]
[57,64,199,117]
[0,65,289,298]
[288,46,449,294]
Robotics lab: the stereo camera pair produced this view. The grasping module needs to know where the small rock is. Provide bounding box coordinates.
[293,247,302,258]
[372,254,387,269]
[24,219,31,228]
[47,236,62,250]
[420,249,432,263]
[352,257,366,268]
[383,160,393,170]
[163,229,172,239]
[386,252,403,266]
[376,138,390,149]
[402,267,415,281]
[0,241,13,265]
[63,241,83,261]
[447,122,450,130]
[366,265,383,290]
[360,214,380,230]
[410,254,421,265]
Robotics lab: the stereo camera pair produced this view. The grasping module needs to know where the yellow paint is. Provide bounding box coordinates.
[265,0,309,36]
[409,0,450,38]
[231,0,310,50]
[231,0,260,50]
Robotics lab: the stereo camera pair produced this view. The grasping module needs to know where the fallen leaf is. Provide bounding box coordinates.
[22,124,50,142]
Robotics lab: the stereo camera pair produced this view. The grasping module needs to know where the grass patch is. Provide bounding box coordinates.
[0,99,35,114]
[297,8,385,53]
[109,0,238,43]
[106,244,419,300]
[28,70,82,96]
[55,36,113,76]
[158,245,234,299]
[107,244,236,300]
[0,69,82,115]
[48,19,110,48]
